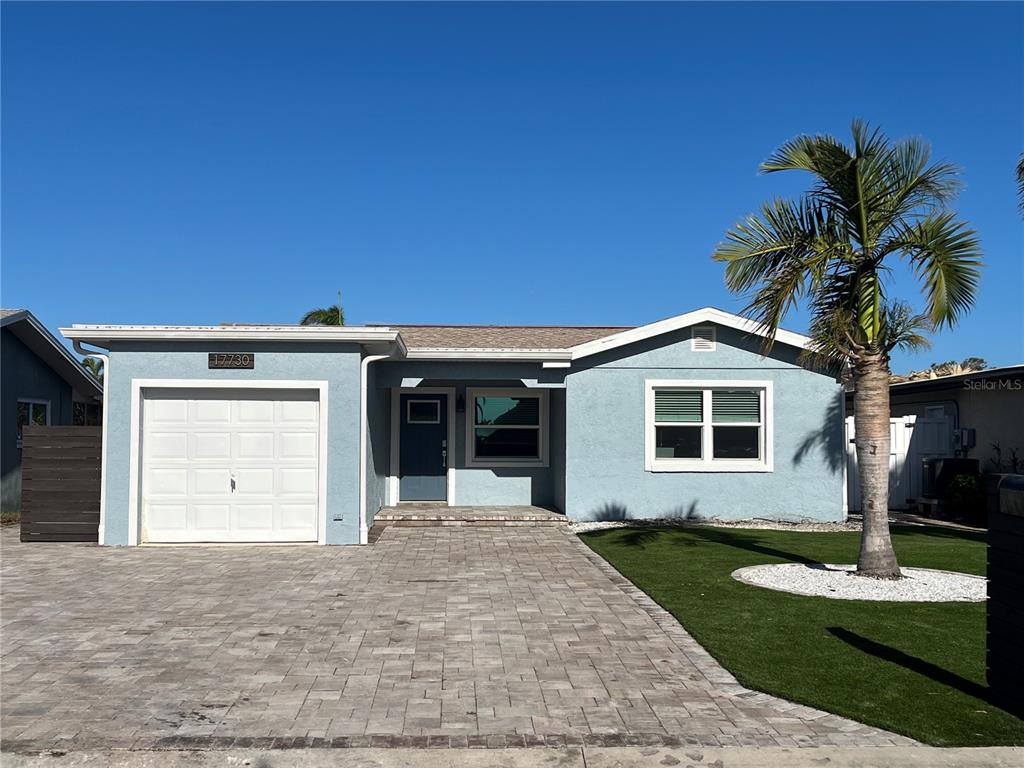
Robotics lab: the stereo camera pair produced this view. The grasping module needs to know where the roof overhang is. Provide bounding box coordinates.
[888,364,1024,393]
[540,307,811,368]
[60,324,407,355]
[402,348,573,362]
[3,311,103,398]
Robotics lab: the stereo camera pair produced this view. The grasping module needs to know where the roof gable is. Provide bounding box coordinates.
[2,309,103,397]
[559,307,810,365]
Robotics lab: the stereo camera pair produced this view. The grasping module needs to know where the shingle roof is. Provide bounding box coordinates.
[371,324,632,351]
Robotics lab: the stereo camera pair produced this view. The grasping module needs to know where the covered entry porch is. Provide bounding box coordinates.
[364,361,568,521]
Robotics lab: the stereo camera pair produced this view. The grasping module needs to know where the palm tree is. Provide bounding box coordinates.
[82,356,103,381]
[713,121,982,578]
[300,304,344,326]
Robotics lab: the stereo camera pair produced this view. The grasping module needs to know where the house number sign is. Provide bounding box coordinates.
[208,353,255,369]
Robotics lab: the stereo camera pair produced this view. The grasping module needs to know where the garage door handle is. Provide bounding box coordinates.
[230,476,236,493]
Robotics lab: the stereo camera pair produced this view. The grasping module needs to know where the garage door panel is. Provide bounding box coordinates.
[280,399,318,423]
[235,468,274,495]
[237,432,275,459]
[237,399,275,423]
[147,399,188,423]
[147,468,188,495]
[280,432,317,459]
[147,432,188,459]
[233,504,274,529]
[279,467,317,495]
[142,389,320,544]
[192,432,232,459]
[192,468,231,495]
[280,504,317,530]
[147,503,187,532]
[193,504,230,530]
[193,400,231,423]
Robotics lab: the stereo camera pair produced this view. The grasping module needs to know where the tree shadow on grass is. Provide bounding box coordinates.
[827,627,996,705]
[606,519,823,566]
[683,525,823,566]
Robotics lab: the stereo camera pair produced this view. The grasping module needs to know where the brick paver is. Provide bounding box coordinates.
[0,525,913,751]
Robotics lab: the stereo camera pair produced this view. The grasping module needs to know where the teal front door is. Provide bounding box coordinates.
[399,394,448,501]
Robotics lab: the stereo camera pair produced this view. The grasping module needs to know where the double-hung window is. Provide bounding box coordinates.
[466,388,549,467]
[645,380,772,472]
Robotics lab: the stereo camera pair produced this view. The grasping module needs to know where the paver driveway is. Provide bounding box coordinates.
[0,525,912,751]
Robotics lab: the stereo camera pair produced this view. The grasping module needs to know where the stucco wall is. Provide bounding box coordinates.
[102,341,363,545]
[563,325,845,522]
[1,328,75,511]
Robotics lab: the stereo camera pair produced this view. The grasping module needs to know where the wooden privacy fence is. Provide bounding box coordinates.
[20,425,101,542]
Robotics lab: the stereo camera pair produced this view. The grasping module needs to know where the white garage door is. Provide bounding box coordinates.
[141,389,320,543]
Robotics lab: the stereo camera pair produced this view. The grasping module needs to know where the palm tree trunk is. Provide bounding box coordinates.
[853,352,901,578]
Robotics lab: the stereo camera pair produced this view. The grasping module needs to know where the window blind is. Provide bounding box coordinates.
[654,390,702,422]
[712,390,760,423]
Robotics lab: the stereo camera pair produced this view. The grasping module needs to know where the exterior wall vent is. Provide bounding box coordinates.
[691,326,716,352]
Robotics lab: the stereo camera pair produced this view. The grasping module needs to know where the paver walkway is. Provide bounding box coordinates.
[0,525,912,752]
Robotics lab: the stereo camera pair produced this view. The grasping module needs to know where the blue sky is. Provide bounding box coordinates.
[3,1,1021,372]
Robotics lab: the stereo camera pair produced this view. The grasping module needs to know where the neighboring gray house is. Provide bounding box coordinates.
[61,307,845,546]
[844,364,1024,478]
[2,309,104,511]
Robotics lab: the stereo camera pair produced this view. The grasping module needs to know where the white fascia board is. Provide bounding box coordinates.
[403,348,572,362]
[567,306,810,362]
[60,325,404,348]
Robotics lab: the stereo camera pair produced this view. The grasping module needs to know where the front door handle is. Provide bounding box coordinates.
[441,449,447,469]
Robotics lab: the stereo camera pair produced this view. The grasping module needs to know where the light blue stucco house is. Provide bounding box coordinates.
[61,307,845,546]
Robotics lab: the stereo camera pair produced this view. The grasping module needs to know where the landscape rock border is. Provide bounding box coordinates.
[731,563,986,603]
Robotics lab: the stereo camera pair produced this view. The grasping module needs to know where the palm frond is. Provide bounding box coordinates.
[300,304,345,326]
[878,301,932,354]
[890,212,982,327]
[713,198,840,344]
[1017,154,1024,214]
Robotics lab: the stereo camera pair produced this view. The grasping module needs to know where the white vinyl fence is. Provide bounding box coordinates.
[845,415,952,511]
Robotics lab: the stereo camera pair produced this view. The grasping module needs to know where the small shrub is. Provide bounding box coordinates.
[944,473,984,524]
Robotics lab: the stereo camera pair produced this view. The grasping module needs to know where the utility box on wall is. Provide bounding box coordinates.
[987,474,1024,717]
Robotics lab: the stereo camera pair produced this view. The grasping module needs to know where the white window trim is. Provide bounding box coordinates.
[127,379,329,547]
[645,379,773,473]
[465,387,549,468]
[388,387,456,506]
[406,398,441,424]
[691,326,716,352]
[16,398,51,447]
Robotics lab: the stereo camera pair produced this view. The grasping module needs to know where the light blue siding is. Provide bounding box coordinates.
[102,341,363,545]
[563,325,844,522]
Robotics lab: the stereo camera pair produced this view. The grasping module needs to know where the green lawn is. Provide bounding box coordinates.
[580,524,1024,747]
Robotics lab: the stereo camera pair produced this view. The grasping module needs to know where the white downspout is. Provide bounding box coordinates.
[359,346,396,544]
[73,341,109,545]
